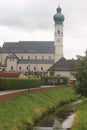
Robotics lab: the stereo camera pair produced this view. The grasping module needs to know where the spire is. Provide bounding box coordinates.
[58,0,61,6]
[58,2,60,7]
[53,4,65,24]
[57,0,61,13]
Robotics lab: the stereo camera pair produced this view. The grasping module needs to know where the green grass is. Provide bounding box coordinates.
[0,87,79,130]
[72,98,87,130]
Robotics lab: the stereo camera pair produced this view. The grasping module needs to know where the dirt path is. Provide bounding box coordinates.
[0,86,66,102]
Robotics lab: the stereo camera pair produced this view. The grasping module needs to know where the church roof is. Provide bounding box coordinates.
[48,57,76,71]
[1,41,54,54]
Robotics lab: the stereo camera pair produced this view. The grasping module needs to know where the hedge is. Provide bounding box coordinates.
[41,76,69,85]
[0,78,41,91]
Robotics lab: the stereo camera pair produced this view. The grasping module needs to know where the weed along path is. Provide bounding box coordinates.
[34,100,82,130]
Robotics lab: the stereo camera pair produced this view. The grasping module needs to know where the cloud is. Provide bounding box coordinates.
[0,0,87,58]
[0,0,55,31]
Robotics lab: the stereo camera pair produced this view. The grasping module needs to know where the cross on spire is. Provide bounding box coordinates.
[58,0,60,7]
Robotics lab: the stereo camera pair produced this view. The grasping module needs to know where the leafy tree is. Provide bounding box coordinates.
[74,51,87,96]
[0,62,1,66]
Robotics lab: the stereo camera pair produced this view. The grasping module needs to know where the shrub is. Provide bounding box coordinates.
[0,78,41,91]
[41,76,68,85]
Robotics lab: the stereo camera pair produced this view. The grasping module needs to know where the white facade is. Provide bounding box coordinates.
[5,53,54,73]
[54,5,65,62]
[1,53,54,65]
[55,71,76,81]
[54,24,63,62]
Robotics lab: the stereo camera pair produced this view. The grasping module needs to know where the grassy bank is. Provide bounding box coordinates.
[0,87,79,130]
[72,98,87,130]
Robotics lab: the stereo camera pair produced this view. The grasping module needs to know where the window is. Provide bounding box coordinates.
[19,66,21,70]
[10,59,14,61]
[28,56,30,59]
[21,56,23,59]
[35,56,37,60]
[58,30,60,34]
[49,56,51,60]
[11,66,13,70]
[41,67,43,71]
[42,56,44,60]
[34,67,36,71]
[50,72,54,76]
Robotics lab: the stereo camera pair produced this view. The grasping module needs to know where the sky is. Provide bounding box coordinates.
[0,0,87,59]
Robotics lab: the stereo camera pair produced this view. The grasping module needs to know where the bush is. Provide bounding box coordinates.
[41,76,68,85]
[0,78,41,91]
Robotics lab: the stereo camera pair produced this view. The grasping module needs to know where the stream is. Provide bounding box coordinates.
[34,100,81,130]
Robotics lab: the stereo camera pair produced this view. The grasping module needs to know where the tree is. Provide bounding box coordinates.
[0,62,1,67]
[74,51,87,96]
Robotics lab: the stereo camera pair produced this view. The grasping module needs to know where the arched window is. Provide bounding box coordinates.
[42,56,44,60]
[58,30,60,34]
[27,66,28,70]
[41,67,43,71]
[28,56,30,59]
[49,56,51,60]
[19,66,21,70]
[21,56,23,59]
[11,66,13,70]
[35,56,37,60]
[34,67,36,71]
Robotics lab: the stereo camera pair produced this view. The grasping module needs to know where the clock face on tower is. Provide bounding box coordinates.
[57,38,60,42]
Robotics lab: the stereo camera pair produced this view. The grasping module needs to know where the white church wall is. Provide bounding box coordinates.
[15,53,54,60]
[55,71,75,80]
[1,53,9,64]
[17,63,52,72]
[6,58,18,71]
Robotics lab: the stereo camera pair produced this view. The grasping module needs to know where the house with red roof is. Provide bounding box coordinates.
[0,72,27,78]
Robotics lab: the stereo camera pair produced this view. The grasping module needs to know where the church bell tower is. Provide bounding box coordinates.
[53,5,65,62]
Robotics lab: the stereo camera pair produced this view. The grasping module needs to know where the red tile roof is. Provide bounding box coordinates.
[0,72,20,78]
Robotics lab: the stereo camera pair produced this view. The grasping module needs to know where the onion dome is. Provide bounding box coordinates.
[54,6,65,24]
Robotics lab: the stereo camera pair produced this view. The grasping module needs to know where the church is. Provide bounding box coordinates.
[0,5,76,79]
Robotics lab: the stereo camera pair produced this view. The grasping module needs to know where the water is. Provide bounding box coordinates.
[34,127,53,130]
[62,113,76,129]
[34,100,81,130]
[34,108,74,130]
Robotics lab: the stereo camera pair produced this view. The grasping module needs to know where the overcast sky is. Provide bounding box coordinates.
[0,0,87,59]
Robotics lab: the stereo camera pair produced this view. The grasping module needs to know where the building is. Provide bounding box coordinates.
[48,57,76,81]
[0,71,27,78]
[0,5,65,75]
